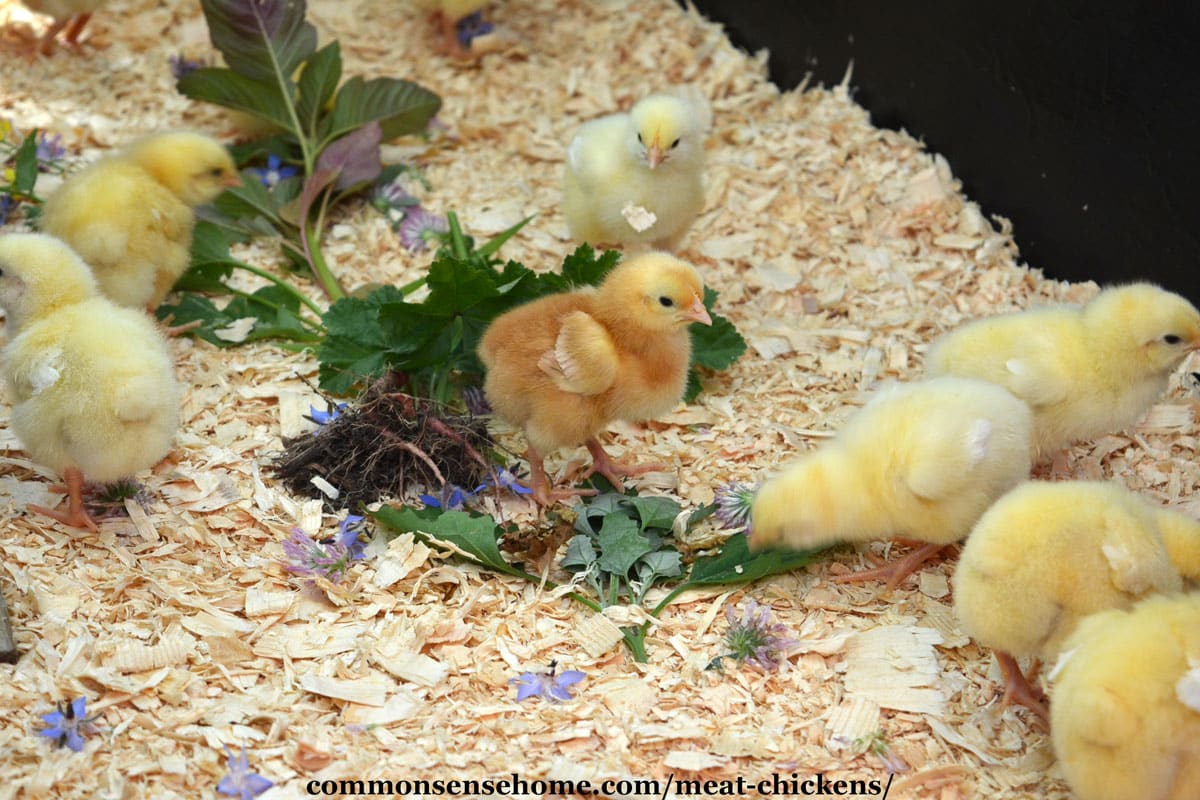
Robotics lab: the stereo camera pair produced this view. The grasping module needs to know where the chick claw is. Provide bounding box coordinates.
[525,447,597,507]
[27,468,99,531]
[829,542,947,592]
[583,438,668,490]
[996,651,1050,723]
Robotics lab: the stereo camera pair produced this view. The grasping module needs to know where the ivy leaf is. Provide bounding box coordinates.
[372,505,537,580]
[320,76,441,146]
[199,0,316,86]
[627,495,682,532]
[560,535,598,570]
[296,41,342,138]
[177,67,296,135]
[636,549,683,582]
[683,534,823,587]
[595,515,654,577]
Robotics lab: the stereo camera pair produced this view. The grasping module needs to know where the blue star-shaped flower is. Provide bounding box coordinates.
[217,745,273,799]
[38,696,91,752]
[248,154,299,189]
[510,665,585,702]
[308,402,347,426]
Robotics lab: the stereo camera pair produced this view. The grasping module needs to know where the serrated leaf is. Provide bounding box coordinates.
[596,515,654,577]
[317,122,381,192]
[178,67,296,135]
[372,505,536,580]
[690,287,746,371]
[684,533,823,587]
[561,535,598,570]
[561,244,620,287]
[200,0,316,85]
[296,41,341,137]
[321,76,441,145]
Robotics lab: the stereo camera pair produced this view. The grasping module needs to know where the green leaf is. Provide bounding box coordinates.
[13,132,38,195]
[199,0,316,85]
[177,67,296,135]
[596,515,654,577]
[317,291,402,393]
[628,495,682,531]
[296,41,341,137]
[372,505,537,580]
[636,550,684,582]
[475,216,534,260]
[684,534,823,587]
[560,535,598,570]
[215,169,288,227]
[690,288,747,371]
[321,76,441,145]
[560,244,620,287]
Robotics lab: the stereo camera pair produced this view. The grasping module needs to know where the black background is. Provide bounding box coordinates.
[687,0,1200,303]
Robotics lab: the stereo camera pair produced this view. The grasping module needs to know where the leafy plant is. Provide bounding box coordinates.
[318,213,747,403]
[176,0,441,301]
[373,493,824,662]
[0,123,66,224]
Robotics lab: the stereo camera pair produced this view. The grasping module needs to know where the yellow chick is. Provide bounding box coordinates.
[40,132,240,315]
[563,94,705,250]
[750,377,1033,588]
[0,234,179,531]
[412,0,490,55]
[18,0,106,55]
[478,252,711,505]
[954,480,1200,720]
[926,283,1200,462]
[1050,594,1200,800]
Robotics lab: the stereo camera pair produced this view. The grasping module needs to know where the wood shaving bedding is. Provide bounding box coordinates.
[4,0,1187,796]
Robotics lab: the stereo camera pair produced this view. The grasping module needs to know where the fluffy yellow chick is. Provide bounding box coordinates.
[1050,594,1200,800]
[478,252,711,505]
[0,234,179,531]
[954,481,1200,720]
[18,0,106,55]
[40,132,240,315]
[926,283,1200,462]
[412,0,490,55]
[563,94,705,250]
[750,377,1033,588]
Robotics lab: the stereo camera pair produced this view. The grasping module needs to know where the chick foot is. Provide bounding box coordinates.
[27,468,99,531]
[829,542,946,592]
[526,447,596,507]
[996,651,1049,722]
[583,437,668,490]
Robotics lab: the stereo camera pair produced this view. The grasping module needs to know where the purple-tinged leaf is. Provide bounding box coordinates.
[317,122,382,192]
[200,0,316,85]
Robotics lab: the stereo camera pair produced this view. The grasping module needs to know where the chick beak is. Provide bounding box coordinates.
[684,294,712,325]
[646,139,665,170]
[221,172,242,189]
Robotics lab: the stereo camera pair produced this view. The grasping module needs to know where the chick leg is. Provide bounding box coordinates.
[36,17,71,56]
[829,542,946,592]
[28,468,99,532]
[525,446,597,507]
[62,12,92,46]
[583,438,668,489]
[996,651,1049,722]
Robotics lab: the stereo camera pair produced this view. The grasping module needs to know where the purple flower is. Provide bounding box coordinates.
[456,11,495,48]
[461,385,492,416]
[708,598,799,671]
[217,745,273,799]
[420,484,474,510]
[491,467,533,496]
[249,154,299,189]
[371,179,417,213]
[169,53,206,80]
[336,514,368,560]
[0,194,12,227]
[398,207,448,253]
[281,524,365,583]
[510,663,585,702]
[308,402,346,426]
[38,696,94,752]
[713,480,757,534]
[35,132,64,164]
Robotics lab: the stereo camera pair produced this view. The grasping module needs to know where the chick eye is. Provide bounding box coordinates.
[637,133,644,144]
[1164,334,1183,345]
[658,296,674,307]
[208,167,224,177]
[670,138,680,149]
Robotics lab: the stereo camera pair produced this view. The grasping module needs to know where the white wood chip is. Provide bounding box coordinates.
[574,612,626,657]
[662,750,729,771]
[297,672,391,706]
[824,695,881,749]
[844,626,947,715]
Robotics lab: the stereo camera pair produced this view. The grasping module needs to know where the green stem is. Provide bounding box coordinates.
[446,211,470,260]
[398,275,428,296]
[226,261,324,317]
[303,217,343,301]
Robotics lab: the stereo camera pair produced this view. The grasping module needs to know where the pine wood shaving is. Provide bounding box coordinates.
[843,626,947,715]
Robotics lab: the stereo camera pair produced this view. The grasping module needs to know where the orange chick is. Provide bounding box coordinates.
[478,252,711,505]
